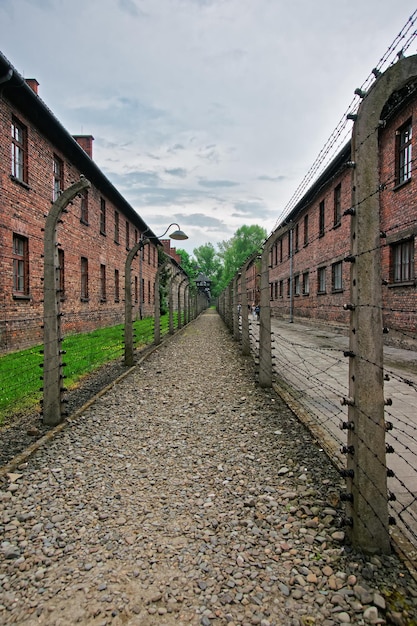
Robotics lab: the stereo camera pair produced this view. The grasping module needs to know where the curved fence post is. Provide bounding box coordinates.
[43,177,91,426]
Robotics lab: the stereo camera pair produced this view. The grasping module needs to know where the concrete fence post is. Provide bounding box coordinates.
[43,177,91,426]
[258,244,272,388]
[346,54,417,554]
[233,274,240,341]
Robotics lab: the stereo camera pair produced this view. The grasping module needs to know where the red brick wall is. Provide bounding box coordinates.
[264,92,416,339]
[0,97,158,353]
[379,98,417,339]
[268,169,352,327]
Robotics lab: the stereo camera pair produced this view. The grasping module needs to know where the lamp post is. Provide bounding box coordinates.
[124,223,188,366]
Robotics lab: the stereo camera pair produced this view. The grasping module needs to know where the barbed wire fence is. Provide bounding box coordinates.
[218,32,417,564]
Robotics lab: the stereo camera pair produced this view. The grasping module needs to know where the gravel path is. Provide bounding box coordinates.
[1,310,416,625]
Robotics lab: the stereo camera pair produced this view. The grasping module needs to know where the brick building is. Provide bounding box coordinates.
[0,51,162,353]
[266,72,417,347]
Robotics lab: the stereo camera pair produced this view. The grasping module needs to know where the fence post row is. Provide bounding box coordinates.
[43,177,91,427]
[216,56,417,556]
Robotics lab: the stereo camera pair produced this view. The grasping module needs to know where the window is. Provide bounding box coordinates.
[302,271,309,295]
[81,257,89,300]
[80,191,89,224]
[53,155,64,201]
[287,278,291,297]
[319,200,325,237]
[147,245,151,265]
[274,281,278,299]
[334,184,341,227]
[270,282,274,300]
[304,214,309,246]
[100,198,106,235]
[58,249,65,298]
[115,269,120,302]
[396,119,412,185]
[141,278,145,303]
[134,229,138,244]
[288,231,291,258]
[294,274,300,296]
[126,221,130,250]
[391,238,414,283]
[114,211,120,243]
[294,223,299,252]
[332,261,343,292]
[12,234,29,296]
[318,267,326,294]
[134,276,138,302]
[11,117,27,183]
[100,264,106,301]
[279,239,283,263]
[279,280,283,297]
[148,279,151,304]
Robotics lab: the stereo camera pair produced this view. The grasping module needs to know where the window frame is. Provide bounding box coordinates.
[391,237,415,284]
[302,271,309,295]
[80,191,89,225]
[12,234,29,297]
[100,264,107,301]
[319,200,325,237]
[334,184,341,227]
[317,266,326,294]
[100,198,106,235]
[396,118,412,186]
[114,269,120,302]
[58,248,65,299]
[332,261,343,293]
[114,210,120,244]
[303,214,309,247]
[11,117,28,183]
[81,257,89,301]
[53,154,64,201]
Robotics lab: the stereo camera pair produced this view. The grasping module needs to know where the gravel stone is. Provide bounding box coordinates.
[0,311,417,625]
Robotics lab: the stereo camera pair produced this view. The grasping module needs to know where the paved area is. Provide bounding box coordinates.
[1,311,417,625]
[259,317,417,552]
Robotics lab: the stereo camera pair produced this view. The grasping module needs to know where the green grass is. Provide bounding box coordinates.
[0,314,173,425]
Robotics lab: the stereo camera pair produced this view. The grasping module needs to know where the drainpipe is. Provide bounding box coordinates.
[289,226,294,323]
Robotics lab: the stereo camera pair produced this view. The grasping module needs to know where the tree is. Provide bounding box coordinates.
[219,224,267,288]
[176,248,198,280]
[193,243,223,297]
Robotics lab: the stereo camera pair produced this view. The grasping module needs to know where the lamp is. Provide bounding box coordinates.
[156,222,188,241]
[124,221,188,365]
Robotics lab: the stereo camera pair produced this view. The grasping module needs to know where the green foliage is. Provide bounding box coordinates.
[192,243,223,297]
[176,225,267,296]
[218,224,267,289]
[176,248,198,280]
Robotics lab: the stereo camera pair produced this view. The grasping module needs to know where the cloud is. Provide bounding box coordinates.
[165,167,188,178]
[175,212,225,228]
[118,0,148,17]
[198,179,239,188]
[232,200,272,220]
[258,175,288,183]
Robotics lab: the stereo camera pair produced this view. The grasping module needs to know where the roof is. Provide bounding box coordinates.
[0,50,160,245]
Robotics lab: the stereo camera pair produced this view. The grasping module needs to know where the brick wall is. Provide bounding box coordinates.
[263,91,416,340]
[0,94,158,353]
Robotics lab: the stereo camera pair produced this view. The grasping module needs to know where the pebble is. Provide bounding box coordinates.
[0,311,416,625]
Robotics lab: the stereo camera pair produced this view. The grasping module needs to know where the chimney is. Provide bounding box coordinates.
[73,135,94,159]
[25,79,39,94]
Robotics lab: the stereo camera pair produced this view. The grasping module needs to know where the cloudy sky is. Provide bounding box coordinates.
[1,0,416,254]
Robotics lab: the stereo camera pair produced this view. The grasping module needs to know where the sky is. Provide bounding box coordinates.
[1,0,417,255]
